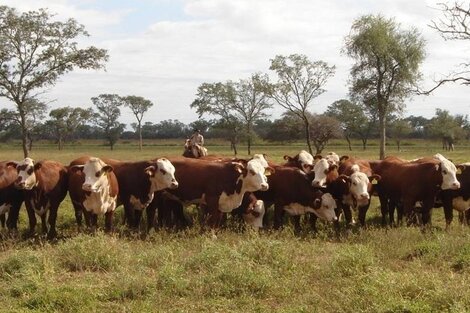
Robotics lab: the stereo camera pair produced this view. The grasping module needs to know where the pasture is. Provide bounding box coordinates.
[1,139,470,313]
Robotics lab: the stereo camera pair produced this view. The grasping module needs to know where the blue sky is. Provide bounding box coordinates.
[1,0,470,127]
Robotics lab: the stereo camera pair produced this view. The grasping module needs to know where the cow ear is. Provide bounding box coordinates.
[313,198,322,209]
[435,164,440,171]
[6,161,18,168]
[369,174,381,184]
[263,153,269,161]
[314,154,322,160]
[328,164,338,172]
[145,165,156,177]
[339,155,349,163]
[234,163,245,174]
[34,162,42,171]
[102,165,114,173]
[304,164,314,171]
[457,164,465,174]
[264,166,275,176]
[283,155,292,161]
[339,174,350,183]
[69,165,85,173]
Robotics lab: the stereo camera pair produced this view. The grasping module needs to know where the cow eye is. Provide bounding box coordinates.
[95,171,101,177]
[249,170,256,175]
[442,170,448,175]
[160,169,166,175]
[353,182,357,186]
[27,168,33,175]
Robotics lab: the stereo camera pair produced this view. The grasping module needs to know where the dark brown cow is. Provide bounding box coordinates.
[336,157,381,226]
[68,157,119,232]
[373,154,460,226]
[252,165,337,232]
[8,158,68,238]
[99,157,178,229]
[0,161,24,230]
[153,157,270,229]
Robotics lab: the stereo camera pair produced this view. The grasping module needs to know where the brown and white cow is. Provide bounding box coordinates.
[283,150,315,173]
[101,157,178,229]
[68,157,119,232]
[8,158,68,239]
[374,154,459,226]
[252,165,337,232]
[156,157,271,228]
[0,161,24,231]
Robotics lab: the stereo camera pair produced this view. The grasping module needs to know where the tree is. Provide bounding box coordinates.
[154,119,188,139]
[308,114,342,154]
[191,82,242,154]
[48,106,92,150]
[264,112,303,142]
[388,118,412,151]
[232,73,272,154]
[424,2,470,92]
[426,109,468,150]
[0,98,47,151]
[344,15,426,159]
[0,6,108,157]
[268,54,335,154]
[91,94,124,150]
[122,95,154,151]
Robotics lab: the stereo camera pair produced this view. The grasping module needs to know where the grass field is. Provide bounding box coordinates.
[1,139,470,313]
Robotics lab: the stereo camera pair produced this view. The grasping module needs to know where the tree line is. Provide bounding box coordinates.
[0,4,469,158]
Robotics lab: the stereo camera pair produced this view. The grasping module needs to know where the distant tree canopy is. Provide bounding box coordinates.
[91,94,124,150]
[0,5,108,157]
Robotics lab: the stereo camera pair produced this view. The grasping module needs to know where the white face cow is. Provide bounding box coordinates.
[310,193,338,222]
[434,154,460,190]
[312,159,335,188]
[348,166,371,207]
[298,150,314,173]
[12,158,38,190]
[325,152,340,165]
[252,154,269,169]
[242,200,265,230]
[145,158,179,192]
[241,159,271,192]
[77,158,114,193]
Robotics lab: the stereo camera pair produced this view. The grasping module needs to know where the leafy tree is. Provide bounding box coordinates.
[0,6,108,157]
[232,73,272,154]
[191,82,241,154]
[344,15,426,159]
[122,96,154,151]
[188,119,214,137]
[405,115,429,138]
[154,119,188,139]
[426,109,468,150]
[91,94,124,150]
[264,112,303,142]
[48,106,92,150]
[268,54,335,154]
[308,114,342,154]
[0,98,47,151]
[388,118,412,151]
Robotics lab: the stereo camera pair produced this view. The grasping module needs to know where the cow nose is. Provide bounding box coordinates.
[260,183,269,191]
[333,216,338,221]
[452,182,461,189]
[312,180,321,187]
[16,181,25,188]
[170,181,179,189]
[82,183,92,191]
[360,193,369,200]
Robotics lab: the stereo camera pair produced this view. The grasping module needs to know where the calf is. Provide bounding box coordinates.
[0,161,24,230]
[283,150,315,173]
[103,157,178,229]
[374,154,459,226]
[253,165,337,232]
[68,157,119,232]
[156,157,271,228]
[8,158,68,238]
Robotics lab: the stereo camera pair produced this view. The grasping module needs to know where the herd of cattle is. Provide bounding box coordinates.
[0,150,470,239]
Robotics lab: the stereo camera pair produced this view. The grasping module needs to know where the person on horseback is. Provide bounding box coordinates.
[187,129,207,157]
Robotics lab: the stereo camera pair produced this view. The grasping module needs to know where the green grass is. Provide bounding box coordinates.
[1,139,470,312]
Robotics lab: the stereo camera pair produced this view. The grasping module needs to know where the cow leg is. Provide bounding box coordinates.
[421,199,434,226]
[47,206,58,239]
[440,192,453,229]
[309,213,318,233]
[173,202,188,230]
[273,203,285,230]
[134,209,143,230]
[25,204,37,236]
[104,211,113,233]
[466,210,470,225]
[0,214,5,228]
[358,202,370,227]
[72,202,84,231]
[206,197,223,229]
[146,199,157,232]
[6,202,21,231]
[41,213,48,236]
[90,213,98,233]
[379,195,389,226]
[342,205,353,226]
[292,215,301,235]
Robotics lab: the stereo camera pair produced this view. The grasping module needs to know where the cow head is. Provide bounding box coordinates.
[243,199,265,229]
[145,158,178,191]
[341,165,379,207]
[309,192,338,222]
[252,153,269,169]
[312,159,337,188]
[71,158,113,193]
[238,159,272,192]
[325,152,340,165]
[9,158,40,190]
[434,154,460,190]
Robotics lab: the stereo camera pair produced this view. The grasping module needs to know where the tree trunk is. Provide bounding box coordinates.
[397,140,400,151]
[138,122,143,151]
[232,140,238,155]
[379,113,386,160]
[247,124,252,155]
[58,135,63,150]
[27,133,33,152]
[362,138,367,150]
[304,117,313,155]
[18,107,29,158]
[345,135,352,151]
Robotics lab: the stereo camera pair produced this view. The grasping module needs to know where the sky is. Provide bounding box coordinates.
[1,0,470,127]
